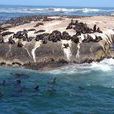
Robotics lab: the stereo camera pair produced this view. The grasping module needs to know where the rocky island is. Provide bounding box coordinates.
[0,16,114,70]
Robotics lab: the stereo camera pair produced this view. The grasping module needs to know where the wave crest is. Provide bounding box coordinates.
[47,58,114,75]
[0,7,114,14]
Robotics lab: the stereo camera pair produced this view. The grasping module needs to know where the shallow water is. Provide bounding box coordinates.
[0,59,114,114]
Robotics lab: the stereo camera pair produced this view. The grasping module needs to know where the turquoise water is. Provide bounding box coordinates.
[0,59,114,114]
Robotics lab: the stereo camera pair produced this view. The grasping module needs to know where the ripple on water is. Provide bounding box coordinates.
[0,59,114,114]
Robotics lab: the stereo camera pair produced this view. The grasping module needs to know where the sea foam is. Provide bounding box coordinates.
[47,58,114,75]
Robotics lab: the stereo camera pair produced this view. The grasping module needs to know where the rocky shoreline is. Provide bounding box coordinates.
[0,15,114,70]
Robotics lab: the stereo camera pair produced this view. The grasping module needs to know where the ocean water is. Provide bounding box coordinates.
[0,5,114,22]
[0,5,114,114]
[0,59,114,114]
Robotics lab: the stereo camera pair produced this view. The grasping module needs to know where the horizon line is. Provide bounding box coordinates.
[0,4,114,8]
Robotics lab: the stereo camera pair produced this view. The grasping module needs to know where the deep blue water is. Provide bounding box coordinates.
[0,5,114,22]
[0,59,114,114]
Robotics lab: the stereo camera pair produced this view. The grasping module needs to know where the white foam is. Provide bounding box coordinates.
[90,58,114,72]
[46,58,114,74]
[0,7,113,14]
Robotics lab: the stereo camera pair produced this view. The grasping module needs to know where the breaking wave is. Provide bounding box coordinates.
[48,58,114,75]
[0,7,114,14]
[0,6,114,22]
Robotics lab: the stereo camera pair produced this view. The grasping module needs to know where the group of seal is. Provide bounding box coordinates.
[0,19,103,49]
[66,19,102,34]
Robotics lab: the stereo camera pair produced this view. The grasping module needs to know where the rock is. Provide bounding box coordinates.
[1,24,12,29]
[5,16,44,26]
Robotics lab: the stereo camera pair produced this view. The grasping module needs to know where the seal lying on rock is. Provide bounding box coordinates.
[8,36,15,44]
[34,30,45,34]
[62,31,71,40]
[17,40,23,47]
[2,31,14,36]
[82,34,103,43]
[49,30,61,42]
[66,20,102,35]
[27,28,36,32]
[72,34,79,43]
[93,25,102,33]
[35,33,49,41]
[43,16,53,21]
[13,30,29,41]
[0,34,4,43]
[63,43,69,48]
[34,22,44,27]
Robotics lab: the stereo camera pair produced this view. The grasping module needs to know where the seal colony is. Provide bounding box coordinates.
[0,16,114,70]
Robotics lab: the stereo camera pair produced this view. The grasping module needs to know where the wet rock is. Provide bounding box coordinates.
[0,62,6,66]
[5,16,44,26]
[12,62,22,66]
